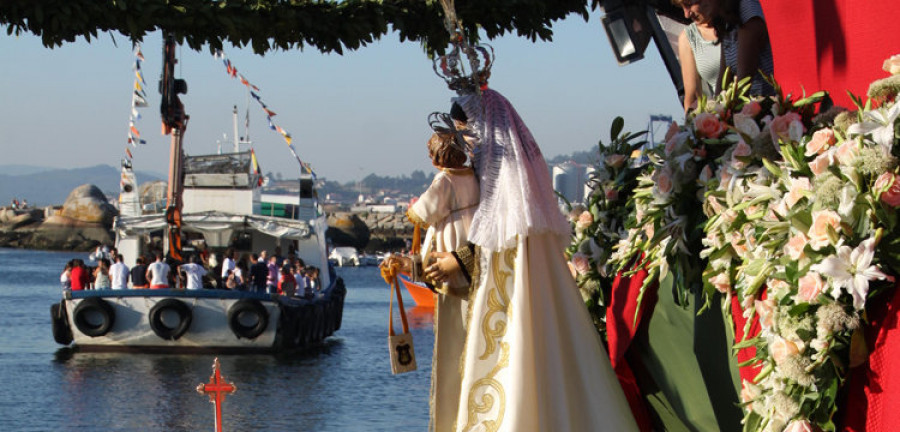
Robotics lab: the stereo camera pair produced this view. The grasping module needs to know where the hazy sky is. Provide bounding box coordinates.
[0,11,681,184]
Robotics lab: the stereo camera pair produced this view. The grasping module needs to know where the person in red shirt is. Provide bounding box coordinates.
[69,259,89,291]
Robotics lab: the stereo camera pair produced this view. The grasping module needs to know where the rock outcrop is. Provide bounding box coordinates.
[326,212,371,250]
[0,184,116,251]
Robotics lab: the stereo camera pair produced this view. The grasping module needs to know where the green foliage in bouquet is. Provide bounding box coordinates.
[564,116,647,337]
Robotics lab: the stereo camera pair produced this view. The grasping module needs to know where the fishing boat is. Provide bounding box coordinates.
[398,272,435,308]
[50,36,345,352]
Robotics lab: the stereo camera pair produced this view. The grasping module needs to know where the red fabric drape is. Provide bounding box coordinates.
[842,285,900,432]
[760,0,900,108]
[607,264,656,432]
[730,292,764,385]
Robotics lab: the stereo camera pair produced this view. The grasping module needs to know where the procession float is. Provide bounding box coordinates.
[50,36,345,352]
[4,0,899,429]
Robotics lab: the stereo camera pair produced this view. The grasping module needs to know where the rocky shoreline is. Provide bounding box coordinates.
[1,185,414,252]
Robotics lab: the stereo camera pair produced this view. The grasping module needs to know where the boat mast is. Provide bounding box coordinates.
[160,32,189,262]
[232,105,240,153]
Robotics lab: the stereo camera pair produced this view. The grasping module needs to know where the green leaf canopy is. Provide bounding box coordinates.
[1,0,594,55]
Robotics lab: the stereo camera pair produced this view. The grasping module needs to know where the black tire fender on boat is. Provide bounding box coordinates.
[73,297,116,337]
[51,301,73,345]
[228,299,269,340]
[148,298,193,341]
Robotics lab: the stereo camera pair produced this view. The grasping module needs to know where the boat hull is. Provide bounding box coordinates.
[399,272,435,308]
[53,278,346,352]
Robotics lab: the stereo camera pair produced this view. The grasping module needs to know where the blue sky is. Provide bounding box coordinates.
[0,11,681,184]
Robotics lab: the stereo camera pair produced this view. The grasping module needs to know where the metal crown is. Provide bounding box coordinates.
[433,36,494,94]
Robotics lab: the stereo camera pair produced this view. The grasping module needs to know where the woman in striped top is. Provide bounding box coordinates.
[676,0,775,112]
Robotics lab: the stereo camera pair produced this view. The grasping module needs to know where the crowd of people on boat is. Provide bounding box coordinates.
[61,244,322,298]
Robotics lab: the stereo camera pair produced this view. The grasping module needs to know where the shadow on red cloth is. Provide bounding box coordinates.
[842,285,900,432]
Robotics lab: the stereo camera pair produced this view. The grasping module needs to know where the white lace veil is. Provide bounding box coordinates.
[454,89,569,251]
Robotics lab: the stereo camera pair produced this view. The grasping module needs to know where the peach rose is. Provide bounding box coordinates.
[665,135,681,157]
[834,139,860,166]
[605,154,627,169]
[784,420,814,432]
[741,100,762,117]
[698,165,713,184]
[884,54,900,75]
[874,172,900,207]
[576,210,594,231]
[771,336,800,365]
[740,380,760,411]
[709,272,731,294]
[805,128,836,156]
[797,272,825,303]
[769,112,804,144]
[785,233,809,260]
[693,112,726,139]
[786,177,811,207]
[808,209,843,250]
[808,152,833,176]
[571,252,591,275]
[568,204,586,222]
[755,298,776,330]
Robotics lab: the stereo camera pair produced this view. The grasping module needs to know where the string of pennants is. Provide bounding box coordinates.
[214,51,317,180]
[126,43,149,159]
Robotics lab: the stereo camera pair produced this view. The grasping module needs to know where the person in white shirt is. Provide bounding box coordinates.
[109,254,130,290]
[179,255,208,290]
[146,253,171,289]
[221,247,236,281]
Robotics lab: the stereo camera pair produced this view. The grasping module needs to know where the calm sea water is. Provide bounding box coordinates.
[0,248,434,431]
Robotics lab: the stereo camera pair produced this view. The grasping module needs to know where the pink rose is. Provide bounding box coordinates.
[808,209,843,250]
[834,139,860,166]
[769,112,804,144]
[571,253,591,275]
[755,298,775,330]
[740,101,762,117]
[874,172,900,207]
[605,154,627,169]
[805,128,836,156]
[884,54,900,75]
[808,152,832,176]
[605,187,619,202]
[709,273,731,294]
[770,336,800,365]
[693,112,726,139]
[784,420,814,432]
[785,233,809,260]
[655,167,674,197]
[797,272,825,303]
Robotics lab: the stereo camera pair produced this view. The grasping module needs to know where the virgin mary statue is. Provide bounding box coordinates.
[446,89,638,431]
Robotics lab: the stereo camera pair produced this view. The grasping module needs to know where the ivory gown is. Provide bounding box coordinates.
[450,89,638,431]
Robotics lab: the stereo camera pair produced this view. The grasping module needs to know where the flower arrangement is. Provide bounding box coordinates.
[565,117,647,336]
[707,61,900,432]
[571,57,900,432]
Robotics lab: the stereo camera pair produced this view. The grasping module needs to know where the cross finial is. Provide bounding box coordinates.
[196,358,236,432]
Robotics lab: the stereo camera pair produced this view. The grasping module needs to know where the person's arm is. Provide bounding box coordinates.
[736,16,768,81]
[678,30,701,114]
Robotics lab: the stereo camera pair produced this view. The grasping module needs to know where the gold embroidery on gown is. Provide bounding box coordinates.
[461,247,516,431]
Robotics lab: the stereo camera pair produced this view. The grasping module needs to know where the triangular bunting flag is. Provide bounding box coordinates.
[133,91,148,107]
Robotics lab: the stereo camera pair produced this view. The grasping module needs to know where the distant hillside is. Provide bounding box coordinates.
[0,165,162,206]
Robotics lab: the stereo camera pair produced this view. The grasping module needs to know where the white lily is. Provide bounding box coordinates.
[847,100,900,151]
[811,237,890,310]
